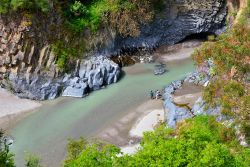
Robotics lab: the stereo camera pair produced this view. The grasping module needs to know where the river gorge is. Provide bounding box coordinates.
[9,56,195,166]
[0,0,248,166]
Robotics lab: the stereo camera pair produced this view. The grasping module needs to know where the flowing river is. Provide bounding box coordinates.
[10,58,194,167]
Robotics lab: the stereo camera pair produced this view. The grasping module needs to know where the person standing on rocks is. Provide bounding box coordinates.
[156,90,161,99]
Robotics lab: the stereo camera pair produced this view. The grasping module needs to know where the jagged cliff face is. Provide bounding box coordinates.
[0,0,238,100]
[0,14,61,78]
[101,0,228,55]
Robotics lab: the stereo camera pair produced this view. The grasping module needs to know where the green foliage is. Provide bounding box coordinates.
[65,137,87,161]
[63,0,156,35]
[25,153,42,167]
[64,140,120,167]
[248,0,250,16]
[0,130,15,167]
[11,0,50,12]
[70,1,88,16]
[0,0,50,14]
[63,116,250,167]
[52,35,85,71]
[0,0,10,14]
[193,5,250,143]
[64,0,114,32]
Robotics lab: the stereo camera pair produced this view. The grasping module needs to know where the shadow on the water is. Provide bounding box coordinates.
[118,70,126,82]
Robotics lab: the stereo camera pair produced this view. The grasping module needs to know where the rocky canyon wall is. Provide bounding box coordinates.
[0,0,239,100]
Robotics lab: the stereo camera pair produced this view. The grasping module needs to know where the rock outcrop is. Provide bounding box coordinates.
[5,56,120,100]
[100,0,228,55]
[164,80,193,128]
[0,0,229,100]
[62,56,120,98]
[163,59,225,128]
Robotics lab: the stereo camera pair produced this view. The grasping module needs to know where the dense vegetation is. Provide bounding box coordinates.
[0,1,249,167]
[0,0,50,13]
[0,0,165,70]
[0,0,164,36]
[2,116,249,166]
[63,116,250,166]
[192,2,250,142]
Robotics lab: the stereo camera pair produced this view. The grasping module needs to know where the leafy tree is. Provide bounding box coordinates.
[64,140,120,167]
[70,1,88,16]
[0,130,15,167]
[63,116,250,167]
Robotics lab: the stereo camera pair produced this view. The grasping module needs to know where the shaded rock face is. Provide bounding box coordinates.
[101,0,227,55]
[163,80,193,128]
[0,15,61,79]
[6,56,120,100]
[163,60,223,128]
[62,56,120,98]
[0,0,228,100]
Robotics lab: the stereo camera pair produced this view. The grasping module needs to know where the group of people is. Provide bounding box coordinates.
[150,90,162,100]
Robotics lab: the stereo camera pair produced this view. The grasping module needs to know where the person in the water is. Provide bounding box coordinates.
[150,90,154,99]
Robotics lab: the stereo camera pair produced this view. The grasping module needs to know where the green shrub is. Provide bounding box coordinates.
[0,130,15,167]
[63,116,250,167]
[25,153,42,167]
[0,0,50,14]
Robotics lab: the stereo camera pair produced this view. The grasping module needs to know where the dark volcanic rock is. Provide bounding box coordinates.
[6,56,120,100]
[101,0,227,55]
[0,0,228,100]
[62,56,120,98]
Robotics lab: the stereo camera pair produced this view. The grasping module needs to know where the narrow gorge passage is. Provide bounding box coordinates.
[9,59,194,167]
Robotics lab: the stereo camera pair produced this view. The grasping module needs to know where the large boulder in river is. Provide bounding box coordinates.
[79,56,120,90]
[62,56,120,98]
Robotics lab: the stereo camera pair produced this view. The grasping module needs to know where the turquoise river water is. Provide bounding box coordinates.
[10,59,194,167]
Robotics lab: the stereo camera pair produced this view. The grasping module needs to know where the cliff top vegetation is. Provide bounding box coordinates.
[0,0,166,70]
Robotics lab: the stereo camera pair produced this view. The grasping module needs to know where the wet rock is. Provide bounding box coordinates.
[154,64,166,75]
[62,82,88,98]
[191,97,226,121]
[165,99,192,128]
[164,79,184,96]
[163,79,191,128]
[8,74,63,100]
[3,55,120,100]
[78,56,120,90]
[62,56,120,98]
[40,83,62,100]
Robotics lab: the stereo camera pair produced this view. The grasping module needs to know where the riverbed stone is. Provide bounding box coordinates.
[61,56,120,98]
[164,99,192,128]
[62,84,87,98]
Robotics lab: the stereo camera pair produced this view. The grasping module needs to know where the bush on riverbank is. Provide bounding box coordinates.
[63,116,250,167]
[0,130,15,167]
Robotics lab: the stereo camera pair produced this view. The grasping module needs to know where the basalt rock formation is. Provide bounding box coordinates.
[100,0,228,55]
[0,0,234,100]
